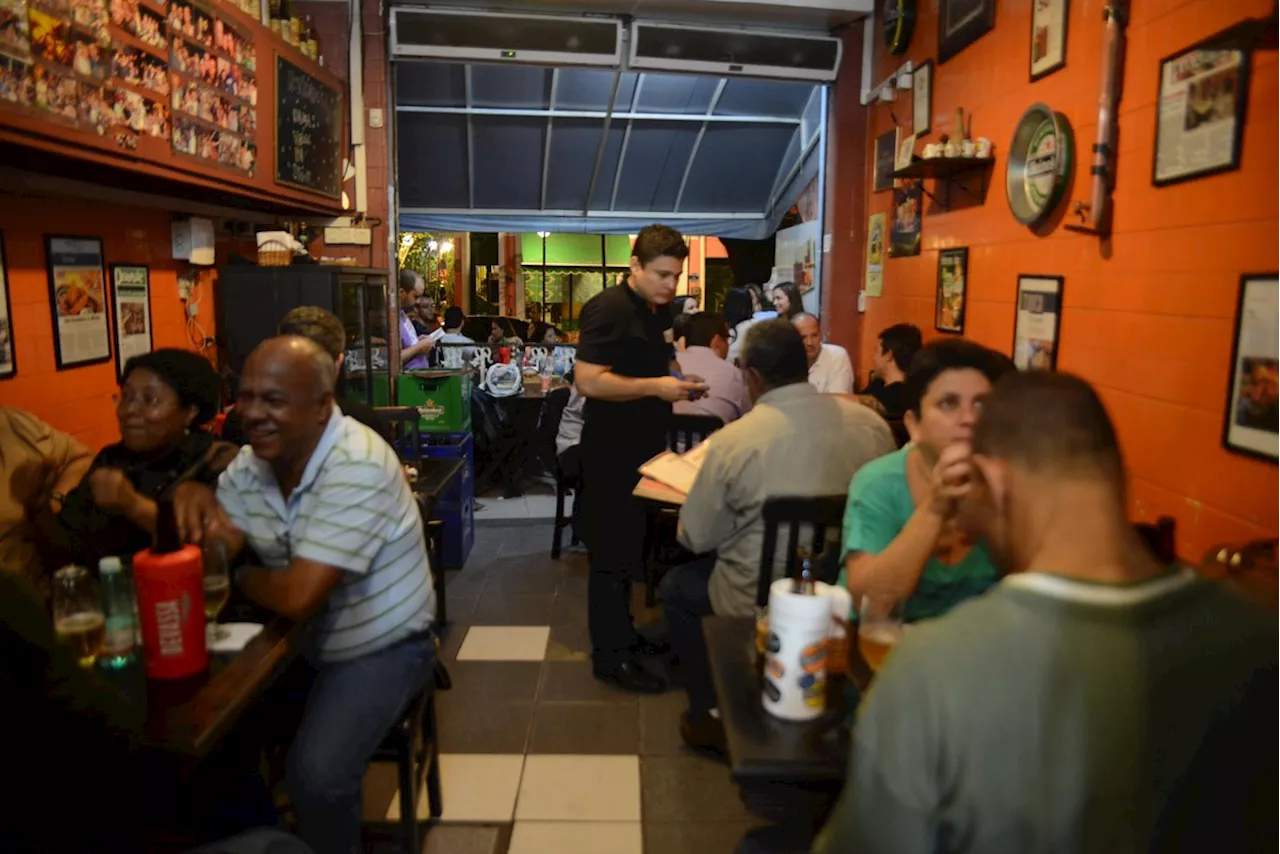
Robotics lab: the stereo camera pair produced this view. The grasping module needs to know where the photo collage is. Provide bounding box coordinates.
[168,0,256,173]
[0,0,255,173]
[0,0,117,132]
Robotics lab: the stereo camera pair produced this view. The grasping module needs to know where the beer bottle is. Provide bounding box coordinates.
[98,556,136,668]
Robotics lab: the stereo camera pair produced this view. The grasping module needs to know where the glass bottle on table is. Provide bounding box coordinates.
[98,556,136,668]
[203,539,232,644]
[52,565,105,668]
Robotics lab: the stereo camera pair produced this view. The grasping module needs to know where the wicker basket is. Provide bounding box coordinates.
[257,240,293,267]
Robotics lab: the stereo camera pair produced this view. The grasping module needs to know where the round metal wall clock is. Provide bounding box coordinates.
[881,0,916,56]
[1006,103,1074,227]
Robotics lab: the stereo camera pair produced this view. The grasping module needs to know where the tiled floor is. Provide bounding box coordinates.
[362,524,762,853]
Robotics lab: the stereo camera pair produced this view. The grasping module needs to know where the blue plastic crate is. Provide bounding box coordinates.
[435,495,475,569]
[422,432,474,506]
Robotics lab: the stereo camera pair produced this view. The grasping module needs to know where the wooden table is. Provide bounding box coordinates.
[100,616,302,759]
[413,457,464,520]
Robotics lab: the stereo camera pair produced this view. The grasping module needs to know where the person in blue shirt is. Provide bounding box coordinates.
[842,338,1014,621]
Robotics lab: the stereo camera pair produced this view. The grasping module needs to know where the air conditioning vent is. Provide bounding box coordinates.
[629,22,841,82]
[391,8,622,67]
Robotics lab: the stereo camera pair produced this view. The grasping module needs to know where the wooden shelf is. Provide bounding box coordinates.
[893,156,994,212]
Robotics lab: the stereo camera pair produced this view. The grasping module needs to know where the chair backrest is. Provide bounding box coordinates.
[374,406,423,462]
[757,495,848,607]
[534,386,572,473]
[668,413,724,452]
[1134,515,1177,565]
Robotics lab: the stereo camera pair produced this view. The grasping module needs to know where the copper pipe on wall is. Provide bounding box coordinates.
[1069,1,1127,235]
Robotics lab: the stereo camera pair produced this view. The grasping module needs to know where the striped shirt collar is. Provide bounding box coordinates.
[247,405,344,496]
[1003,566,1197,606]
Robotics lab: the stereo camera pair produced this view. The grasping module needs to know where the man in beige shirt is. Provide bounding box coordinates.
[665,320,895,754]
[0,407,94,585]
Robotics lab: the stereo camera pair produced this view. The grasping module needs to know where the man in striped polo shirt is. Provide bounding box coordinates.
[174,336,434,854]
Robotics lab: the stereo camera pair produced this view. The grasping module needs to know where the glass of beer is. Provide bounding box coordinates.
[203,539,232,643]
[52,565,105,668]
[856,592,904,673]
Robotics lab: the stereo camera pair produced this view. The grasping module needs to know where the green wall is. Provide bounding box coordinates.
[520,233,633,266]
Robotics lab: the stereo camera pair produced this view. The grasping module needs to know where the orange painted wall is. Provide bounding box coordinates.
[0,192,215,451]
[843,0,1277,558]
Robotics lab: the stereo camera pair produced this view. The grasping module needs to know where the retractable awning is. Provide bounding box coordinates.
[394,62,825,239]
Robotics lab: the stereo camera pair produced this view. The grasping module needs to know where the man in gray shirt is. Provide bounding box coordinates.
[664,320,895,754]
[674,312,751,427]
[814,371,1276,854]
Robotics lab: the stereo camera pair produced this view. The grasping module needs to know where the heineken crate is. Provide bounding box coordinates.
[398,370,472,434]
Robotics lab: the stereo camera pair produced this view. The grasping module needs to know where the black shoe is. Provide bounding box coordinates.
[680,711,727,760]
[631,634,671,658]
[593,658,668,694]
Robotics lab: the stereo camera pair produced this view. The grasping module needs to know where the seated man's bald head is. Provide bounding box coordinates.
[246,335,338,399]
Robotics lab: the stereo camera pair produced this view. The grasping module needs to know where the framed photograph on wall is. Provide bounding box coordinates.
[45,235,112,370]
[889,182,922,257]
[1222,273,1278,463]
[1153,46,1249,186]
[1030,0,1069,80]
[939,0,995,64]
[0,230,14,380]
[109,264,154,380]
[865,213,887,297]
[935,246,968,333]
[895,131,917,170]
[912,59,933,136]
[1012,274,1064,370]
[873,129,898,192]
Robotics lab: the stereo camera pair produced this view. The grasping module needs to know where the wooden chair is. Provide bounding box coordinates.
[372,658,450,852]
[755,495,849,608]
[641,414,724,605]
[376,406,425,462]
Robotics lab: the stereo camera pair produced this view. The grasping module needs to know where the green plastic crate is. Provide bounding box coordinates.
[398,370,472,433]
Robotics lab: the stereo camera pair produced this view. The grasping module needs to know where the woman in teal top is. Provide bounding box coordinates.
[842,339,1014,622]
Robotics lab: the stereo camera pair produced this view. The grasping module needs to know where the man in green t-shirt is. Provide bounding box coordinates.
[815,371,1276,854]
[842,339,1013,621]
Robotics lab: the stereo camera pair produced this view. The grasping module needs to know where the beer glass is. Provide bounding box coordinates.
[52,565,105,668]
[203,539,232,643]
[856,592,905,673]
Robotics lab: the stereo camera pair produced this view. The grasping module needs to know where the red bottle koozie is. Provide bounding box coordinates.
[133,543,208,680]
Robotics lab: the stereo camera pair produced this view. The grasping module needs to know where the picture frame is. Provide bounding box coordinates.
[912,59,933,136]
[1221,273,1278,463]
[1030,0,1069,81]
[1152,45,1250,187]
[0,230,14,380]
[935,246,968,333]
[889,182,922,258]
[873,129,898,192]
[938,0,995,64]
[1012,274,1064,370]
[45,235,112,370]
[895,131,917,170]
[109,263,154,381]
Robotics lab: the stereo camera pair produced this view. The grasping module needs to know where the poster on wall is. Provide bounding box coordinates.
[774,219,819,296]
[0,230,14,379]
[1222,273,1278,462]
[1030,0,1069,81]
[873,130,897,192]
[865,213,886,297]
[45,235,111,369]
[935,246,968,333]
[1012,274,1064,370]
[938,0,995,64]
[890,183,922,257]
[1153,47,1248,186]
[109,263,153,379]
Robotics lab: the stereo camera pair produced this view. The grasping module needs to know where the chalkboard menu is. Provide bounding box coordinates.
[275,54,340,197]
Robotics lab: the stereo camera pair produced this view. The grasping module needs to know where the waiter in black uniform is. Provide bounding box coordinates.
[574,224,709,693]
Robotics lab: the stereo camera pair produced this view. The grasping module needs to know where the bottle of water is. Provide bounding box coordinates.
[98,556,136,668]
